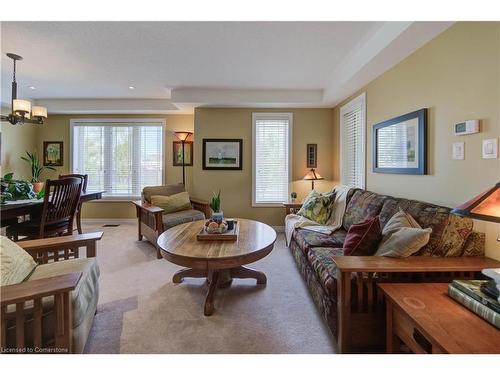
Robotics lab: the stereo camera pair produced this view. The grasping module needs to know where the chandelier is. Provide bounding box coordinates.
[0,53,48,125]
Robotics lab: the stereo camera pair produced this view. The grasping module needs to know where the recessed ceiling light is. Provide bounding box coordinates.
[128,86,136,90]
[28,86,36,90]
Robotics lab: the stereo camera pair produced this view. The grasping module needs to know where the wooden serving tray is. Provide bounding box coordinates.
[196,220,239,241]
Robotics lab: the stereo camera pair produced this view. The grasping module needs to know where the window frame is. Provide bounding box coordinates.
[339,92,366,189]
[251,112,293,207]
[70,118,166,201]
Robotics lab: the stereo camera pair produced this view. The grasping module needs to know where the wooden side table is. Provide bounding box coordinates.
[379,283,500,354]
[283,202,302,215]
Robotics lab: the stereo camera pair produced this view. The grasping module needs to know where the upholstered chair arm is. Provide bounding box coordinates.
[190,197,211,218]
[17,232,103,264]
[1,272,81,352]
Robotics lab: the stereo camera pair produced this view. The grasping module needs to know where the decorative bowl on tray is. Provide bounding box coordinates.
[204,219,228,234]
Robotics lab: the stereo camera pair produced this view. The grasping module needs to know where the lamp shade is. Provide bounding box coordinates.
[32,106,48,118]
[451,182,500,223]
[13,99,31,115]
[303,168,324,181]
[174,131,193,142]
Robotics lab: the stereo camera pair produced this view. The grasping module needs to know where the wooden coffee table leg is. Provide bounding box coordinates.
[230,266,267,285]
[204,270,220,316]
[173,268,207,283]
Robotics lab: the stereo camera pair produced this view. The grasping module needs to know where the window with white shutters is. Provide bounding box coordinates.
[71,119,164,199]
[340,93,366,189]
[252,113,293,206]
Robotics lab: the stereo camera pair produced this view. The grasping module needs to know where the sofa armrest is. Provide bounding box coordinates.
[17,232,103,262]
[132,200,164,214]
[1,273,82,306]
[190,197,211,218]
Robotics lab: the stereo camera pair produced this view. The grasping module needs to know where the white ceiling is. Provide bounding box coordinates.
[0,21,453,114]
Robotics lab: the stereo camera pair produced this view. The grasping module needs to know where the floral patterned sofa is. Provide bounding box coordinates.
[288,188,486,352]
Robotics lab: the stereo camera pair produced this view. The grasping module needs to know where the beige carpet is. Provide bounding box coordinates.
[82,221,336,353]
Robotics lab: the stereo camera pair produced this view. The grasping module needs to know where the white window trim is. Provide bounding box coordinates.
[339,93,366,189]
[251,112,293,207]
[70,118,166,200]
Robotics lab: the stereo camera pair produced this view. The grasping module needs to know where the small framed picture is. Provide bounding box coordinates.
[306,144,317,168]
[452,142,465,160]
[482,138,498,159]
[173,141,193,166]
[43,141,63,166]
[202,139,243,170]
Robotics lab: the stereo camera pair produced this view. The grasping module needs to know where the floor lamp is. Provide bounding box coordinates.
[174,131,193,186]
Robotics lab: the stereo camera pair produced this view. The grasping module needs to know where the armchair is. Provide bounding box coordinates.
[132,184,210,259]
[1,232,103,353]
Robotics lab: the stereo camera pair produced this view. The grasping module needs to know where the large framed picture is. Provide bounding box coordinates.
[202,139,243,170]
[373,109,427,175]
[43,141,64,166]
[173,141,193,166]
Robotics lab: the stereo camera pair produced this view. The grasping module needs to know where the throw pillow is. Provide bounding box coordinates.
[297,190,337,224]
[151,192,192,214]
[343,216,382,256]
[1,236,37,286]
[375,210,432,258]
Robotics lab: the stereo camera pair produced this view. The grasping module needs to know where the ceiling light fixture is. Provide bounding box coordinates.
[129,86,136,90]
[28,85,36,90]
[0,53,48,125]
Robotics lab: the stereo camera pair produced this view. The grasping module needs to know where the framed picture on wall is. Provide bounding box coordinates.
[202,139,243,170]
[306,143,317,168]
[373,108,427,175]
[173,141,193,166]
[43,141,64,166]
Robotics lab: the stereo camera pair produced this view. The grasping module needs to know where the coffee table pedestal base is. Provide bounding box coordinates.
[172,266,267,316]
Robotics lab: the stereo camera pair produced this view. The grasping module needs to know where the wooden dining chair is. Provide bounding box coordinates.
[59,174,88,233]
[6,177,83,241]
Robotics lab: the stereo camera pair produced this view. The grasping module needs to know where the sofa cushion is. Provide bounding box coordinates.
[297,190,336,224]
[162,209,205,230]
[307,247,344,298]
[435,214,474,257]
[152,192,192,214]
[0,236,37,286]
[375,210,432,258]
[142,184,185,203]
[343,216,382,256]
[28,258,100,327]
[293,228,346,253]
[342,189,387,231]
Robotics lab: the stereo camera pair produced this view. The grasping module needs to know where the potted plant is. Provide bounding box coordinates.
[0,172,38,203]
[209,190,223,220]
[21,151,56,193]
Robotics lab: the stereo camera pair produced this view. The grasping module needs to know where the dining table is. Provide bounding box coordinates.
[0,190,104,233]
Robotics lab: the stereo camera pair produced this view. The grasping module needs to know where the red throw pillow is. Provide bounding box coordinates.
[343,216,382,256]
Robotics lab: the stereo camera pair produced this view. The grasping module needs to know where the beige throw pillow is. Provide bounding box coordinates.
[151,192,192,214]
[375,210,432,258]
[1,236,37,286]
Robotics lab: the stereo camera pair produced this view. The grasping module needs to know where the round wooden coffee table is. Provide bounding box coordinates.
[157,218,276,316]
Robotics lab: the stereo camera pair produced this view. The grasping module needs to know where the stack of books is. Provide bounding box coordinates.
[448,279,500,329]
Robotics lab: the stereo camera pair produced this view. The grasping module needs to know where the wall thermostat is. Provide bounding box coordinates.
[454,120,479,136]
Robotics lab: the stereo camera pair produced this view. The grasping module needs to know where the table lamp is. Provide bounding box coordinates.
[174,131,193,186]
[303,168,324,190]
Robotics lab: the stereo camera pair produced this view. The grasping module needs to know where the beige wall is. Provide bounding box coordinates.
[1,108,38,180]
[1,113,194,218]
[333,22,500,260]
[193,108,336,227]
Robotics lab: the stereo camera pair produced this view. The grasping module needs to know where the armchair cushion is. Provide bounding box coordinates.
[162,209,205,230]
[152,192,192,214]
[27,258,100,327]
[142,184,185,203]
[0,236,37,286]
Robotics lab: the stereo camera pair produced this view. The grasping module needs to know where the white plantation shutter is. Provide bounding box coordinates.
[252,113,292,206]
[71,119,164,199]
[340,93,366,189]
